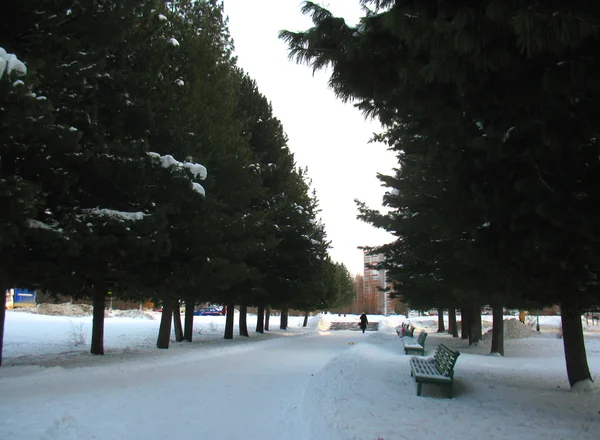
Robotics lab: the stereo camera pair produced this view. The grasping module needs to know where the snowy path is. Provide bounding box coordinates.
[0,331,359,440]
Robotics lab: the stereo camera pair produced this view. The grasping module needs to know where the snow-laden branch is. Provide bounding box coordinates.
[81,208,146,221]
[26,219,62,232]
[0,47,27,80]
[148,152,207,196]
[148,152,207,179]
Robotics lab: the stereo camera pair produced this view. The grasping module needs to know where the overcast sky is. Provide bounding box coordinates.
[223,0,396,276]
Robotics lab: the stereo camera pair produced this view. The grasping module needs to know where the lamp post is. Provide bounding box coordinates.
[536,309,540,332]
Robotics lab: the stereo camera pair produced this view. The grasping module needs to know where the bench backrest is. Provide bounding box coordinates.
[417,331,427,345]
[433,344,460,377]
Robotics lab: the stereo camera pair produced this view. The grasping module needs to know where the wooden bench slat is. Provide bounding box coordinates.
[402,331,427,355]
[409,344,460,398]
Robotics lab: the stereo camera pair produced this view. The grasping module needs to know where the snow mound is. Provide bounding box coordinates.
[309,314,332,331]
[108,309,155,320]
[571,379,597,393]
[35,303,93,316]
[482,318,536,341]
[378,316,405,332]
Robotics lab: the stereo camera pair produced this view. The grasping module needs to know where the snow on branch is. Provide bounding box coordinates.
[192,182,206,196]
[0,47,27,80]
[147,152,207,179]
[148,152,207,197]
[26,219,62,232]
[81,208,146,221]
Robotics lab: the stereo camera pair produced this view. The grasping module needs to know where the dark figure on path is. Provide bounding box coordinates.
[359,313,368,333]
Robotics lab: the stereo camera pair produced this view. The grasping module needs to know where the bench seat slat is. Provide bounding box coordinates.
[408,344,460,397]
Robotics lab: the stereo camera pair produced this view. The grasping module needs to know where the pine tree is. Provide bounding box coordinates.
[282,0,600,385]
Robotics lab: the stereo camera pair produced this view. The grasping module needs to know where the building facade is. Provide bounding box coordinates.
[363,251,394,315]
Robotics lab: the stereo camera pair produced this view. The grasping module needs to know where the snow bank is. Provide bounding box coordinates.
[107,309,155,320]
[309,314,332,331]
[482,318,537,341]
[378,316,407,333]
[35,303,93,317]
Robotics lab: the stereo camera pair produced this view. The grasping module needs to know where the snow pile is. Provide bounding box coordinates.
[35,303,93,317]
[311,314,332,331]
[108,309,155,320]
[378,316,406,333]
[482,318,536,341]
[305,314,323,329]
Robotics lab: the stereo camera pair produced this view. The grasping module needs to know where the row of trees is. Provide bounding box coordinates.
[282,0,600,387]
[0,0,354,365]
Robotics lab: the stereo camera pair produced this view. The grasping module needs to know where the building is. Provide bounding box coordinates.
[363,251,394,315]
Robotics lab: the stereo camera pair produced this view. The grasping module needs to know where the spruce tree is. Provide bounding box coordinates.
[282,0,600,385]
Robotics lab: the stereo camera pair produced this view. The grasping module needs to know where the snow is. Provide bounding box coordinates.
[148,152,207,180]
[158,14,168,21]
[1,311,599,439]
[191,181,206,196]
[25,219,54,230]
[81,208,146,221]
[0,47,27,80]
[168,38,180,47]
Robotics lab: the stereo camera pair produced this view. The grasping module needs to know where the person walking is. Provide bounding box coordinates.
[359,313,368,333]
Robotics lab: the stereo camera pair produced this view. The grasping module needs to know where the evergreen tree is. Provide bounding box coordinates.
[282,0,600,385]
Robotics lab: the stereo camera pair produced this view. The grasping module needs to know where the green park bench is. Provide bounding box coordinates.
[402,331,427,355]
[409,344,460,398]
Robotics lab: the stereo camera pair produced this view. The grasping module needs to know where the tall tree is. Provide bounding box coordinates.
[282,0,600,385]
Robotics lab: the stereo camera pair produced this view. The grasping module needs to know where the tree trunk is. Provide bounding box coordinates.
[90,292,105,355]
[172,300,184,342]
[0,289,6,366]
[560,302,592,387]
[490,304,504,356]
[303,310,309,327]
[255,305,265,334]
[184,301,194,342]
[157,299,173,349]
[437,308,445,332]
[460,307,470,340]
[264,307,271,331]
[239,303,249,337]
[469,304,482,346]
[448,308,459,337]
[224,302,234,339]
[280,307,288,329]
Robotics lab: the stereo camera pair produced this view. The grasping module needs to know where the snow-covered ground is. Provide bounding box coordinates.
[1,309,599,439]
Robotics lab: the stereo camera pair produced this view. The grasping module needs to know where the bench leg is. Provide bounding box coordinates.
[448,384,453,399]
[417,382,423,397]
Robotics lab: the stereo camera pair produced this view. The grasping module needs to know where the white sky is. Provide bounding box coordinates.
[223,0,396,276]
